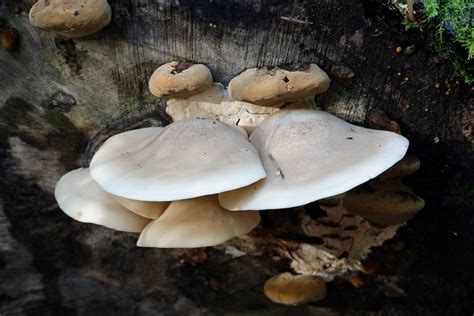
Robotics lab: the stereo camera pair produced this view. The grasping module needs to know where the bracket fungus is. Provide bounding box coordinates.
[89,118,265,201]
[137,195,260,248]
[228,64,330,106]
[54,168,151,233]
[219,110,409,210]
[148,61,213,98]
[52,61,426,304]
[29,0,112,38]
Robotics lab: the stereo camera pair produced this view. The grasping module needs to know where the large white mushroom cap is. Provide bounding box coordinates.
[90,119,266,201]
[137,195,260,248]
[219,110,409,210]
[54,168,151,232]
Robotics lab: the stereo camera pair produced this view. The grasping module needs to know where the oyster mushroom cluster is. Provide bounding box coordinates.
[55,61,425,305]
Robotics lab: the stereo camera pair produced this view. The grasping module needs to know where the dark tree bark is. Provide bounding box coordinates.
[0,0,473,315]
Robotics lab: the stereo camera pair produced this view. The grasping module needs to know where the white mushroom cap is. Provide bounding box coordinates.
[90,119,266,201]
[111,195,169,219]
[219,110,409,210]
[137,195,260,248]
[54,168,151,232]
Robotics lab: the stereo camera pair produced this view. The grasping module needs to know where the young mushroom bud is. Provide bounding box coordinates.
[29,0,112,38]
[54,168,151,233]
[148,61,213,98]
[264,273,327,306]
[219,110,409,211]
[228,64,330,107]
[137,195,260,248]
[1,28,18,53]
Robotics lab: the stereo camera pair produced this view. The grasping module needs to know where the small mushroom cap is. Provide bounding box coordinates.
[378,154,420,179]
[148,61,213,98]
[228,64,330,106]
[54,168,151,233]
[137,195,260,248]
[29,0,112,38]
[343,186,425,227]
[90,119,266,201]
[111,195,169,219]
[219,110,409,210]
[264,273,327,306]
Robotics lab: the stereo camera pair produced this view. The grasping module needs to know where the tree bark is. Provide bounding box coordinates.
[0,0,473,315]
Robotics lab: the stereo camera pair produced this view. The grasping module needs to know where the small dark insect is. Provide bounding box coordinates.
[346,137,353,140]
[1,28,18,53]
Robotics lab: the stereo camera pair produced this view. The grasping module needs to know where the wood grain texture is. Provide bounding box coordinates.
[0,0,473,315]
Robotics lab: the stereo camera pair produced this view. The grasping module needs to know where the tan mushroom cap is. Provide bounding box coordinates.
[29,0,112,38]
[219,110,409,210]
[148,61,213,98]
[228,64,330,107]
[343,185,425,227]
[378,154,420,179]
[137,195,260,248]
[111,195,169,219]
[264,273,327,306]
[90,118,265,201]
[54,168,151,233]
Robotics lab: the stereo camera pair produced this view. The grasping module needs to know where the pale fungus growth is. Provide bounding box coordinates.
[219,110,409,211]
[137,195,260,248]
[51,61,426,300]
[148,61,213,98]
[263,272,327,306]
[111,195,169,219]
[29,0,112,38]
[54,168,151,233]
[228,64,330,106]
[90,118,266,201]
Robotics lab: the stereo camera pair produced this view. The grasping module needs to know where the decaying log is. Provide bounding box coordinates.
[0,0,473,315]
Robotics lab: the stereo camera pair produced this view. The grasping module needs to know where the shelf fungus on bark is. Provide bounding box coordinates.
[228,64,330,107]
[29,0,112,38]
[54,168,151,233]
[137,195,260,248]
[219,110,409,210]
[52,62,425,298]
[89,118,265,201]
[263,273,327,306]
[148,61,213,98]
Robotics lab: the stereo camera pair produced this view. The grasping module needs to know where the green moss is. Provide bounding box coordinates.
[400,0,474,83]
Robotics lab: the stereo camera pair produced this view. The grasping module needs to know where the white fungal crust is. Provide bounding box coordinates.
[219,110,409,210]
[54,168,151,233]
[29,0,112,38]
[90,118,266,201]
[137,195,260,248]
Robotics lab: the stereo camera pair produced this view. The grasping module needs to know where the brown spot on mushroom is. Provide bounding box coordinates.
[171,61,194,74]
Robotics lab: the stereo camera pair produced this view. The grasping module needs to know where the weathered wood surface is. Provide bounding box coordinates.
[0,0,473,315]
